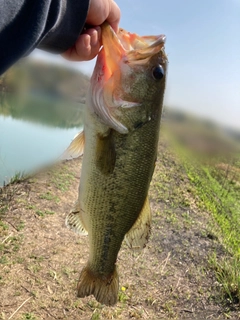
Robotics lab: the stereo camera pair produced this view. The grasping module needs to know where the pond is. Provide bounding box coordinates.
[0,93,84,186]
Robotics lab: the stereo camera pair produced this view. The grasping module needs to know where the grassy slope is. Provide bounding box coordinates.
[0,128,239,320]
[178,141,240,306]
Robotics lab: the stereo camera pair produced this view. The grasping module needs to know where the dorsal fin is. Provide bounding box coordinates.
[124,196,151,251]
[61,131,85,160]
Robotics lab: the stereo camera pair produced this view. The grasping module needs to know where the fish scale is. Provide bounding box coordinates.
[64,22,167,305]
[79,110,161,286]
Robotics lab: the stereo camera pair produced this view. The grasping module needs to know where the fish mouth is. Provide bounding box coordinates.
[89,23,167,134]
[101,22,166,73]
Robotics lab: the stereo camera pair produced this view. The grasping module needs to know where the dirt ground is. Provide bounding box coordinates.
[0,137,239,320]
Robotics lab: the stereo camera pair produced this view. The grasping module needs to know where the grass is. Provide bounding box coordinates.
[209,253,240,306]
[35,209,55,217]
[183,158,240,255]
[118,286,129,303]
[171,131,240,306]
[9,171,26,184]
[0,234,24,260]
[39,191,59,203]
[0,220,8,231]
[50,164,75,191]
[16,220,25,231]
[91,310,101,320]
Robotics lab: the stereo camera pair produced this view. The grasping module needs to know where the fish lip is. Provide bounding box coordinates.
[145,34,166,48]
[126,36,167,64]
[117,26,166,50]
[101,22,166,64]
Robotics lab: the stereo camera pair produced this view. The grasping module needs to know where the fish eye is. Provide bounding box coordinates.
[152,65,164,80]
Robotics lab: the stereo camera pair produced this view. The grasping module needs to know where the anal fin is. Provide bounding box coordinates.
[65,200,88,235]
[124,196,151,251]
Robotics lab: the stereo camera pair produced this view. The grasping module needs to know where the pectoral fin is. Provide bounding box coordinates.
[61,131,85,160]
[96,129,116,175]
[65,200,88,235]
[124,196,151,251]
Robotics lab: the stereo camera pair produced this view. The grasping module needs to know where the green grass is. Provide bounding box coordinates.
[0,220,8,231]
[22,313,37,320]
[184,160,240,256]
[91,311,101,320]
[9,171,26,184]
[118,286,129,303]
[16,220,25,231]
[209,253,240,305]
[0,234,24,260]
[50,165,75,191]
[35,209,55,217]
[174,139,240,305]
[0,255,8,264]
[39,192,59,203]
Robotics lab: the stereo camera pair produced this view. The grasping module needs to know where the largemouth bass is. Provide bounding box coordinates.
[65,22,167,306]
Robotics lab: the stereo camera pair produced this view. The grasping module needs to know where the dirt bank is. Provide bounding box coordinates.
[0,137,239,320]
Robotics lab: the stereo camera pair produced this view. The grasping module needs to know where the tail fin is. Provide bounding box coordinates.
[77,265,119,306]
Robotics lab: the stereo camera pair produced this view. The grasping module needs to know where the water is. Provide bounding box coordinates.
[0,93,84,186]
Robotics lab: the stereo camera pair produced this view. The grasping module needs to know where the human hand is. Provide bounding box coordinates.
[62,0,120,61]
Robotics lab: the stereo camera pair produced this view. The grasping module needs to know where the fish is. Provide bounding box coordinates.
[64,22,168,306]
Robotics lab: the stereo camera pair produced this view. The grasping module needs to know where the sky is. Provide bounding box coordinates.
[31,0,240,130]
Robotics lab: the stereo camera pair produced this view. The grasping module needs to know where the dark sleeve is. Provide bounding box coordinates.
[0,0,90,75]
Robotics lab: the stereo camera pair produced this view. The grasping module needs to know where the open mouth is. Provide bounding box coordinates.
[101,22,166,68]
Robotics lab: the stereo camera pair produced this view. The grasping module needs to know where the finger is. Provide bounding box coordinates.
[62,34,90,61]
[107,0,121,32]
[81,27,102,60]
[62,28,101,61]
[86,1,109,26]
[89,27,101,47]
